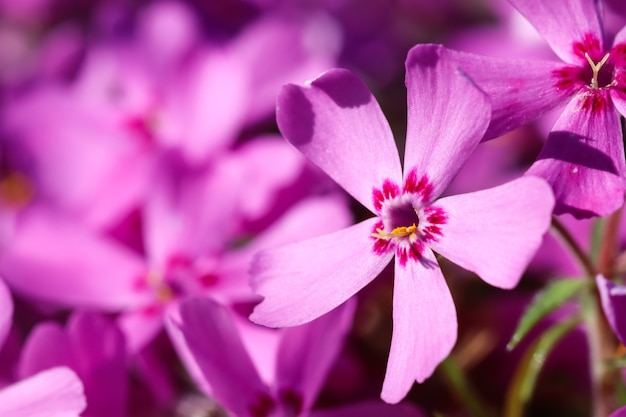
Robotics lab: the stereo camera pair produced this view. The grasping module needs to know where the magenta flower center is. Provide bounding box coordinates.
[370,169,447,266]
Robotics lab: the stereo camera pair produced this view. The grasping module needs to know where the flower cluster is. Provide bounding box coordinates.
[1,0,626,416]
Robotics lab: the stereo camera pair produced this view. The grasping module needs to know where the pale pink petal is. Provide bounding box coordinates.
[170,297,271,417]
[0,367,86,417]
[250,218,394,327]
[276,69,402,213]
[508,0,604,64]
[404,44,491,199]
[18,323,73,377]
[230,15,340,123]
[311,401,425,417]
[159,49,249,164]
[448,49,572,140]
[382,249,456,403]
[596,275,626,345]
[276,299,356,411]
[430,176,554,289]
[213,195,353,304]
[0,208,149,310]
[0,279,11,348]
[118,308,165,353]
[527,91,626,217]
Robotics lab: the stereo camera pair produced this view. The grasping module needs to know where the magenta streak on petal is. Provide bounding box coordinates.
[371,220,393,256]
[553,66,586,92]
[572,33,603,61]
[372,179,401,213]
[402,168,433,203]
[580,90,610,113]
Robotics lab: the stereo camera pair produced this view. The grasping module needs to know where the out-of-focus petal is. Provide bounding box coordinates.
[527,91,626,217]
[382,249,456,403]
[276,299,356,411]
[0,208,149,310]
[276,69,402,213]
[18,313,127,417]
[213,194,352,304]
[250,218,393,327]
[449,50,572,140]
[230,15,340,123]
[596,275,626,345]
[118,307,164,354]
[159,49,249,164]
[0,367,86,417]
[404,44,491,199]
[170,297,270,417]
[430,176,553,289]
[508,0,604,64]
[0,279,11,349]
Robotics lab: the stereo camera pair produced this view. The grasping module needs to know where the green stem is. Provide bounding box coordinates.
[439,356,495,417]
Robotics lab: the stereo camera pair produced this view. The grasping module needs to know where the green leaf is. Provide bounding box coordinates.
[504,316,580,417]
[507,278,589,351]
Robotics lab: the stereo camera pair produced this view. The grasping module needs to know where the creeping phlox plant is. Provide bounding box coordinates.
[2,0,626,417]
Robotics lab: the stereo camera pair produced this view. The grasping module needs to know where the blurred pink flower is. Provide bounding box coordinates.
[167,296,424,417]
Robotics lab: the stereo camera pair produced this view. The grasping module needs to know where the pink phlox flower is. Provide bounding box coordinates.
[447,0,626,217]
[249,44,555,402]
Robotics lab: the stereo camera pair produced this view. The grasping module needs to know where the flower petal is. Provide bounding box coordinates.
[404,44,491,199]
[0,367,86,417]
[276,299,356,411]
[0,208,149,310]
[250,218,394,327]
[448,49,572,140]
[0,279,12,349]
[527,91,626,217]
[276,69,402,213]
[382,249,457,403]
[596,275,626,345]
[508,0,604,64]
[169,297,270,417]
[429,176,554,289]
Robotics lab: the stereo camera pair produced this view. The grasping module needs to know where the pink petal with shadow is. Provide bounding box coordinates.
[527,90,626,217]
[250,218,393,327]
[430,176,554,289]
[276,69,402,213]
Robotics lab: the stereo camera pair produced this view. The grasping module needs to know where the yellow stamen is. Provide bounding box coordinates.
[584,52,610,89]
[372,223,418,240]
